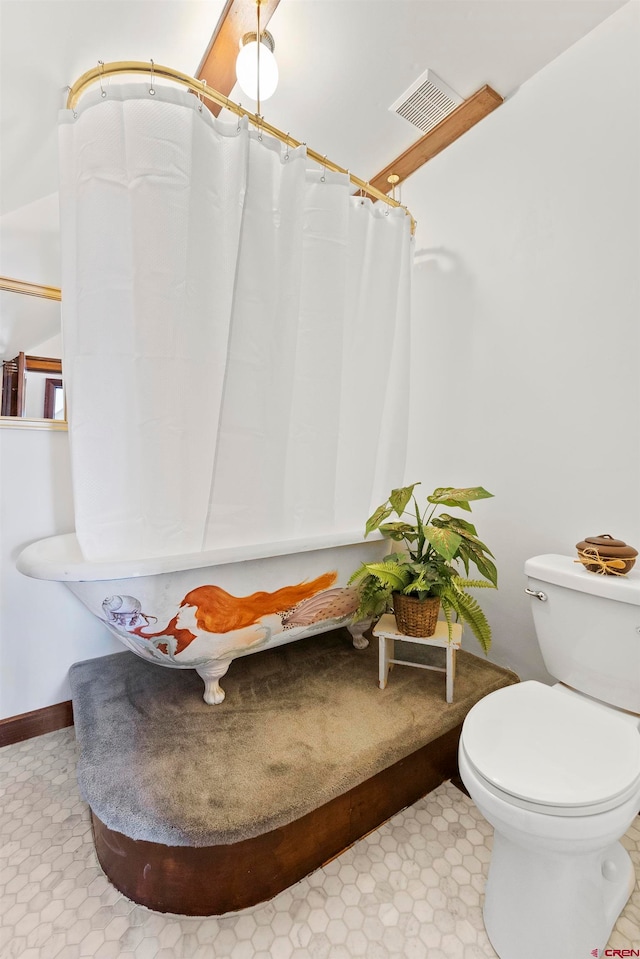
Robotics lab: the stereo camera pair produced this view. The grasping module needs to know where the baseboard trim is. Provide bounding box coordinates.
[0,700,74,748]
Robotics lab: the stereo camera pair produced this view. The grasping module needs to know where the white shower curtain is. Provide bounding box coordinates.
[59,83,412,562]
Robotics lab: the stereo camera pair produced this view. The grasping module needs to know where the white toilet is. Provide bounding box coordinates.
[459,554,640,959]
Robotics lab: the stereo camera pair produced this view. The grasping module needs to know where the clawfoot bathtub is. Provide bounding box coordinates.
[17,531,386,704]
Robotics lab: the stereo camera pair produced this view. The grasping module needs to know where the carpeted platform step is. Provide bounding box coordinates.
[70,629,517,915]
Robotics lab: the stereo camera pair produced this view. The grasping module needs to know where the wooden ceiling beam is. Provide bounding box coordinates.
[368,85,503,195]
[195,6,501,198]
[195,0,281,117]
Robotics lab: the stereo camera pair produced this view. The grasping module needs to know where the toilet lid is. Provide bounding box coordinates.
[462,681,640,808]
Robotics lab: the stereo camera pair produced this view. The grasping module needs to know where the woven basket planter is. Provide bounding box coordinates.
[392,592,440,637]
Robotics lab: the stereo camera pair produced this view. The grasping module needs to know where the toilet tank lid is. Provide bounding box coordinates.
[525,554,640,606]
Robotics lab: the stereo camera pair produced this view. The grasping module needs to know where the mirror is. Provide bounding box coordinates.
[0,276,65,427]
[1,353,64,418]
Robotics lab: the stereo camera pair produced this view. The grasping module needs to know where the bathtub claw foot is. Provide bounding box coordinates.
[348,619,373,650]
[195,660,232,706]
[203,682,225,705]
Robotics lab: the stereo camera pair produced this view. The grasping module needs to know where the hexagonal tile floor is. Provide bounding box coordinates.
[1,728,639,958]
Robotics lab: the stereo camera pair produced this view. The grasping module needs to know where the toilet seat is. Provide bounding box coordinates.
[461,681,640,816]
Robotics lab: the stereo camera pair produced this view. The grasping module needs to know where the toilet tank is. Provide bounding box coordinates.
[525,554,640,714]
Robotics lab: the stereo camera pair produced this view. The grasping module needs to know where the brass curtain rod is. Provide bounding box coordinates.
[0,276,61,300]
[66,60,416,234]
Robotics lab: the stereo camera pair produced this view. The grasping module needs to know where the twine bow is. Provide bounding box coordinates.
[575,548,628,575]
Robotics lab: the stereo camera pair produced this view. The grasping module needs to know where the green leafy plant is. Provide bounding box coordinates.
[349,484,498,652]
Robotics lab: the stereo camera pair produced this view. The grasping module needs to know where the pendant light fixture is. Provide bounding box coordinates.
[235,0,278,112]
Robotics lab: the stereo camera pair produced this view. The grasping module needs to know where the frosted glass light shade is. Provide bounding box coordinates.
[236,40,278,101]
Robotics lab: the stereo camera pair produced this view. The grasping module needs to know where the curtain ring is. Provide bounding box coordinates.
[149,59,156,96]
[67,85,78,119]
[236,105,242,133]
[98,61,107,99]
[321,155,327,182]
[198,78,206,112]
[284,133,290,161]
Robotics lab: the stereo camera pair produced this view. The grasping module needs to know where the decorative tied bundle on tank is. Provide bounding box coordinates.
[575,534,638,576]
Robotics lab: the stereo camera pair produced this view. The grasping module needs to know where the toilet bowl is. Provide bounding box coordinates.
[459,680,640,959]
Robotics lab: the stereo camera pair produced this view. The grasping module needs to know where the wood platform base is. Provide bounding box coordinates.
[91,724,462,916]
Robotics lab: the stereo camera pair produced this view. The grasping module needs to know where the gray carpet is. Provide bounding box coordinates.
[69,630,517,847]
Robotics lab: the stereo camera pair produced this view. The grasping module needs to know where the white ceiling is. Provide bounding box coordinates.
[0,0,630,285]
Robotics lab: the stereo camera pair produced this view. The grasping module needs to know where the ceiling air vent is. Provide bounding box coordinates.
[390,69,463,134]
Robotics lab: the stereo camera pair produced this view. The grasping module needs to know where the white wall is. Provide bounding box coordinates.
[0,194,61,360]
[0,426,120,720]
[403,1,640,681]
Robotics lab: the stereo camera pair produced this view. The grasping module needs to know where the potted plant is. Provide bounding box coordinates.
[349,483,497,651]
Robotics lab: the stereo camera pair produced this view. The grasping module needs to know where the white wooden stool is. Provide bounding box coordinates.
[373,613,463,703]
